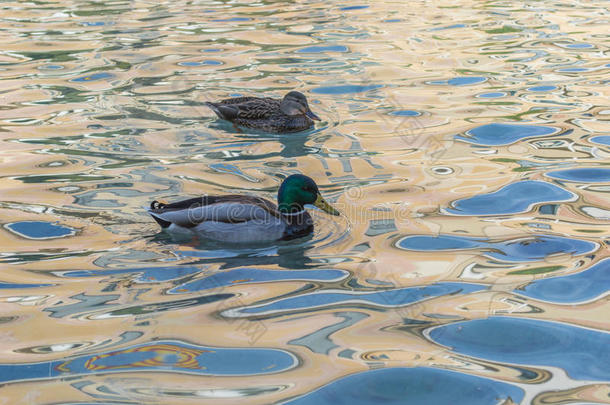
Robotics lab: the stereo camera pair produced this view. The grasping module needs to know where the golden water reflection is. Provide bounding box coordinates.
[0,0,609,404]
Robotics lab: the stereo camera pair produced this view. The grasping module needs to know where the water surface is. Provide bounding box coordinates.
[0,1,608,404]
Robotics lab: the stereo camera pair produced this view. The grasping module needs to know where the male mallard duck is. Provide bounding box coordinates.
[205,91,321,133]
[148,174,339,242]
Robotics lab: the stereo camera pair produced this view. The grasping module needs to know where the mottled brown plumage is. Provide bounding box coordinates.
[205,91,321,133]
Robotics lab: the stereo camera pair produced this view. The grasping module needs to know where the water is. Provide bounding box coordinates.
[0,1,608,404]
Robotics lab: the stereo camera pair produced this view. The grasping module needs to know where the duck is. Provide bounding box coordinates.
[204,91,321,133]
[148,174,339,243]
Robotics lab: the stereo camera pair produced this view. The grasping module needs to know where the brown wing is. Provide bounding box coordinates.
[206,95,283,122]
[218,97,266,105]
[236,99,280,120]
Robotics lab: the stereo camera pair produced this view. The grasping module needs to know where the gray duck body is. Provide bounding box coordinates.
[148,195,314,242]
[147,174,340,243]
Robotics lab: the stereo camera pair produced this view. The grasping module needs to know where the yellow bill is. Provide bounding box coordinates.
[314,194,340,216]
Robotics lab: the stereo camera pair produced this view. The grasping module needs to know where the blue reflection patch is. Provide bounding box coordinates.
[209,162,259,181]
[71,72,114,82]
[427,77,487,86]
[456,123,558,146]
[339,5,368,10]
[516,258,610,304]
[476,92,506,98]
[179,60,222,66]
[399,235,483,251]
[0,282,53,289]
[59,266,202,283]
[444,180,575,215]
[429,24,466,31]
[590,136,610,146]
[212,17,251,22]
[4,221,75,239]
[447,77,486,86]
[397,234,596,262]
[169,268,348,294]
[40,64,64,70]
[527,85,557,92]
[429,317,610,381]
[227,282,486,317]
[297,45,349,53]
[546,168,610,183]
[0,340,296,383]
[312,84,382,94]
[557,67,588,72]
[566,43,593,49]
[389,110,420,117]
[285,367,523,405]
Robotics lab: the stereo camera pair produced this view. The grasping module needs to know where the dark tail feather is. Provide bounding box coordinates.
[205,102,238,121]
[149,200,171,229]
[150,213,171,229]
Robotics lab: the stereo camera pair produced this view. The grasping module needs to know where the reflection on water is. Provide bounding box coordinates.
[516,257,610,304]
[0,340,297,383]
[546,168,610,183]
[397,234,597,262]
[0,0,609,403]
[456,123,559,146]
[223,282,487,318]
[429,317,610,381]
[443,180,576,216]
[4,221,76,240]
[284,367,524,404]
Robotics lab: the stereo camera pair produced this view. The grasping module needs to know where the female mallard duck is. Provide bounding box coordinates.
[148,174,339,242]
[205,91,321,133]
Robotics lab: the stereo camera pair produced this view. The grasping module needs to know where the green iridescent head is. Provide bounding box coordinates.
[277,174,339,215]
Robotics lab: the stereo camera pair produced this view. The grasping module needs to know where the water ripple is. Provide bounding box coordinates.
[444,180,576,216]
[427,77,487,86]
[546,168,610,183]
[4,221,75,240]
[311,84,383,94]
[0,340,297,383]
[1,0,609,402]
[169,268,349,294]
[516,258,610,304]
[284,367,523,405]
[429,317,610,381]
[456,123,559,146]
[223,282,486,318]
[590,136,610,146]
[397,234,597,262]
[56,266,203,283]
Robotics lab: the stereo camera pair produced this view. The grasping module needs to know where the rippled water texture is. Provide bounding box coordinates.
[0,1,609,404]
